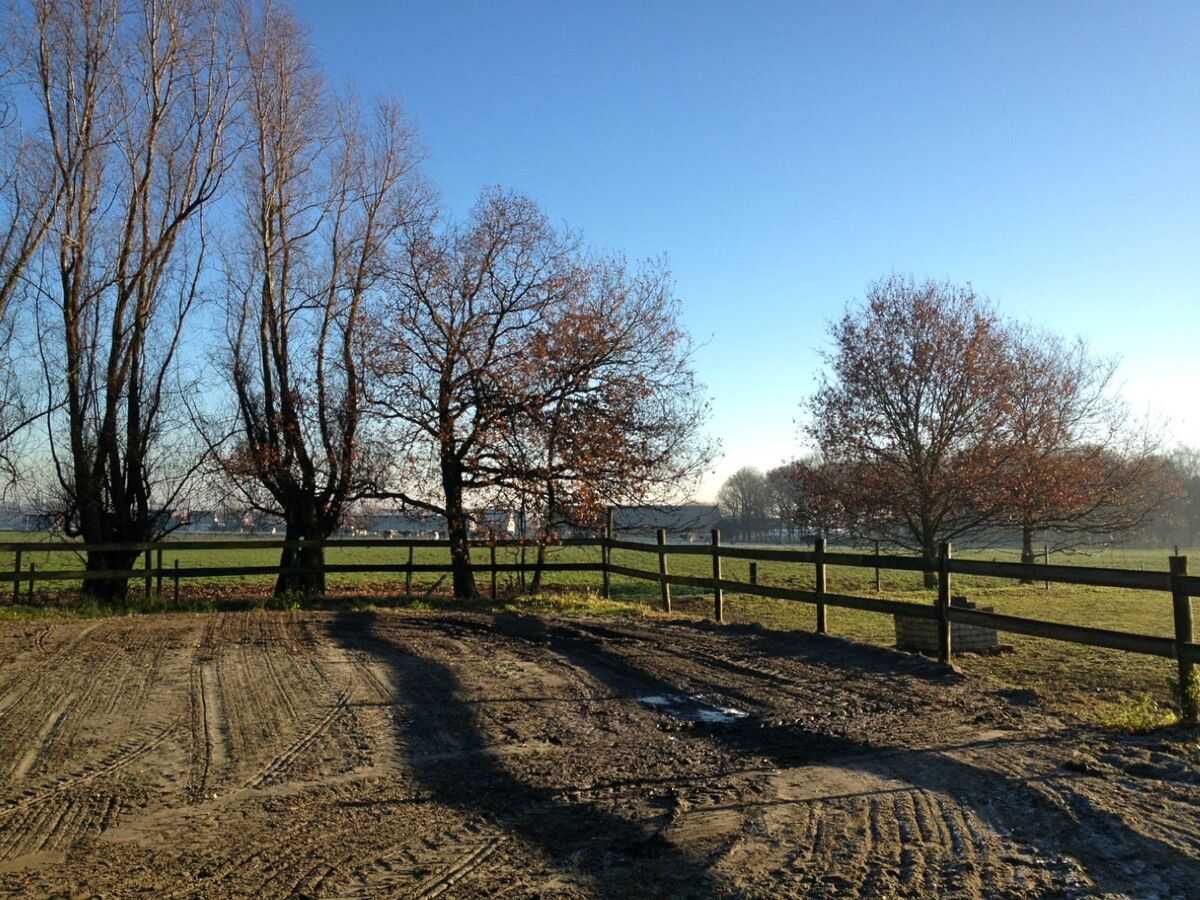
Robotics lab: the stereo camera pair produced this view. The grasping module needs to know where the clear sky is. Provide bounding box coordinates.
[295,0,1200,501]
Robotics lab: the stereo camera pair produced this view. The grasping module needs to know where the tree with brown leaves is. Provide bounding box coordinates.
[993,326,1176,572]
[370,189,583,600]
[500,255,714,593]
[373,198,712,599]
[805,275,1011,585]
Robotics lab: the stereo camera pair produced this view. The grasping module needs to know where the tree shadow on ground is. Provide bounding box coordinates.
[327,610,725,898]
[481,613,1200,897]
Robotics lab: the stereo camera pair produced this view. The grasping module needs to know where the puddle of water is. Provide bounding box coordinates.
[637,693,749,724]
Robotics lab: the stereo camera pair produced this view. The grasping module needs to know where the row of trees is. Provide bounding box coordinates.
[776,275,1177,585]
[0,0,713,600]
[714,465,806,541]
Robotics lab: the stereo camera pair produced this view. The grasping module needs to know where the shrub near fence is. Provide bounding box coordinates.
[3,530,1198,721]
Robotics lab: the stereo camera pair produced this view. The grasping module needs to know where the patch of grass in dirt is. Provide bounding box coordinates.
[1085,692,1178,734]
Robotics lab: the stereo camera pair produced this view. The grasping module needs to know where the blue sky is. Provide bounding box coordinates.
[295,0,1200,500]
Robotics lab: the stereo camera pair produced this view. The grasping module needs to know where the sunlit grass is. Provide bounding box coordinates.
[2,532,1195,722]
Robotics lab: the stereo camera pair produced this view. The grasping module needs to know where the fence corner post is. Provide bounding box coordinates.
[657,528,671,613]
[937,542,953,665]
[601,507,613,600]
[815,536,827,634]
[1170,556,1196,725]
[712,528,723,623]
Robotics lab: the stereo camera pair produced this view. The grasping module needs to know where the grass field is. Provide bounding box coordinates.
[1,533,1196,726]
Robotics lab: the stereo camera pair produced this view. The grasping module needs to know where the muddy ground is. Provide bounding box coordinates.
[0,611,1195,898]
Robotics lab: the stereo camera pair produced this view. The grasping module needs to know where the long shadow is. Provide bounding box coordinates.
[327,610,725,898]
[481,613,1200,897]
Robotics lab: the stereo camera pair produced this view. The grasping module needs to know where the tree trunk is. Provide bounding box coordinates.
[921,538,938,590]
[1019,523,1036,585]
[441,463,476,600]
[274,512,327,597]
[82,548,139,603]
[529,529,549,595]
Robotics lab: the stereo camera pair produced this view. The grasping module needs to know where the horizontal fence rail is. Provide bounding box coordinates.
[3,529,1196,720]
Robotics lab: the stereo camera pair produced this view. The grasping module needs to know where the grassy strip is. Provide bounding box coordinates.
[3,534,1196,731]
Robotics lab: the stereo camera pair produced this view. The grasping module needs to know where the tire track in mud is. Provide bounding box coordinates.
[0,621,167,787]
[0,718,182,862]
[0,717,183,818]
[187,618,222,800]
[2,611,1198,898]
[167,793,486,900]
[0,622,102,721]
[243,691,351,789]
[429,615,1093,897]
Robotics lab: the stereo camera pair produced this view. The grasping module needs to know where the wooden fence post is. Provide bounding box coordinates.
[12,548,20,605]
[1044,544,1050,590]
[144,548,152,599]
[657,528,671,613]
[874,540,881,592]
[749,561,758,585]
[815,536,827,634]
[1170,556,1196,724]
[937,542,953,664]
[405,546,414,598]
[712,529,723,623]
[156,547,164,597]
[490,532,498,602]
[173,559,180,606]
[518,540,526,593]
[27,563,34,602]
[601,507,613,600]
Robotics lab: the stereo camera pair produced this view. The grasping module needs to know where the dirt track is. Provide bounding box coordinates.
[0,610,1195,897]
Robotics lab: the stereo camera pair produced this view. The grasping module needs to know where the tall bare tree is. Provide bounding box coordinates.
[21,0,236,599]
[219,1,423,595]
[0,25,60,486]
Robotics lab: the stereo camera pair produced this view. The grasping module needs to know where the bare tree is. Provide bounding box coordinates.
[0,24,60,486]
[21,0,236,599]
[1161,447,1200,548]
[716,467,770,542]
[765,462,803,541]
[219,1,423,595]
[995,326,1177,571]
[371,188,581,600]
[805,275,1012,586]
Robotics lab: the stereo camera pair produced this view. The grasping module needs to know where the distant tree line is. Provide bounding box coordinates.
[0,0,714,601]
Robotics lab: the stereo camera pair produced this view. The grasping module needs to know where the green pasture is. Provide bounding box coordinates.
[2,533,1196,722]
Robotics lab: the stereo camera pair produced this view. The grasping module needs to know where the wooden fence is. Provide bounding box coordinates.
[2,529,1197,720]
